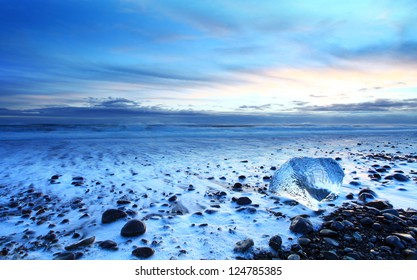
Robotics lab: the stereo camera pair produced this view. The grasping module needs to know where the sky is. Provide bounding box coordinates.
[0,0,417,125]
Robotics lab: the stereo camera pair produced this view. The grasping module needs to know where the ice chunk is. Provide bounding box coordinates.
[269,157,344,210]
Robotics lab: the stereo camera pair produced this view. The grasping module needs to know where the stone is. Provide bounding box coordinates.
[322,250,339,260]
[132,247,155,258]
[319,229,338,237]
[393,173,409,182]
[331,221,345,231]
[360,217,374,226]
[269,157,344,210]
[365,200,393,210]
[290,216,313,234]
[99,240,118,250]
[53,252,76,260]
[268,235,282,251]
[121,219,146,237]
[234,238,254,253]
[236,197,252,205]
[385,235,405,250]
[298,237,311,246]
[102,209,127,224]
[323,237,339,247]
[287,254,300,260]
[64,236,95,251]
[168,195,177,202]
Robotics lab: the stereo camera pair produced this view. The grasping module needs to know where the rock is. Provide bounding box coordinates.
[99,240,118,250]
[268,235,282,251]
[298,237,311,246]
[402,249,417,260]
[323,237,339,247]
[287,254,300,260]
[236,197,252,206]
[345,193,354,199]
[385,235,405,250]
[53,252,76,260]
[331,221,345,231]
[393,233,416,243]
[360,217,374,226]
[365,200,393,210]
[117,199,131,205]
[393,173,409,182]
[322,250,339,260]
[269,157,344,210]
[102,209,127,224]
[290,216,313,234]
[319,229,338,237]
[168,195,177,202]
[382,209,399,216]
[132,247,155,258]
[372,223,382,231]
[121,219,146,237]
[65,236,95,251]
[234,238,254,253]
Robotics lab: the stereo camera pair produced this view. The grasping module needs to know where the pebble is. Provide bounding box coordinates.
[393,174,409,182]
[236,197,252,206]
[132,247,155,258]
[121,219,146,237]
[65,236,95,251]
[323,237,339,247]
[322,250,339,260]
[319,229,338,237]
[360,217,374,226]
[234,238,254,253]
[102,209,127,224]
[365,200,393,210]
[298,237,311,246]
[268,235,282,251]
[99,240,118,250]
[385,235,405,250]
[287,254,300,260]
[290,216,313,234]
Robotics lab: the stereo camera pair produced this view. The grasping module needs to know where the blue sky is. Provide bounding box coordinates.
[0,0,416,124]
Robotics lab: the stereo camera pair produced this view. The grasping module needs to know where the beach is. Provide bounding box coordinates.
[0,125,416,260]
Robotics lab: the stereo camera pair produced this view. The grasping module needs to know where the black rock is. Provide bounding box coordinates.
[345,193,354,199]
[392,173,409,182]
[268,235,282,251]
[117,200,131,205]
[322,250,339,260]
[319,229,338,237]
[365,200,393,210]
[238,175,246,180]
[234,238,254,253]
[298,237,311,246]
[168,195,177,202]
[102,209,127,224]
[132,247,155,258]
[290,216,313,234]
[385,235,405,250]
[99,240,118,250]
[331,221,345,231]
[65,236,95,251]
[360,217,374,226]
[53,252,76,260]
[121,219,146,237]
[236,197,252,206]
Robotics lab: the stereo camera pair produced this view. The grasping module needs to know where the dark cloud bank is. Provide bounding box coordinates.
[1,98,416,126]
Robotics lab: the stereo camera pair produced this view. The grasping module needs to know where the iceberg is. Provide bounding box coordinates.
[269,157,344,210]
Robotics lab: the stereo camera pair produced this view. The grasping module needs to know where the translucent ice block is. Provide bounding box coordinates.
[269,157,344,210]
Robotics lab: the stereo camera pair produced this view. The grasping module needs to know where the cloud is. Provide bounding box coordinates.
[86,97,140,108]
[238,104,272,111]
[298,98,417,112]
